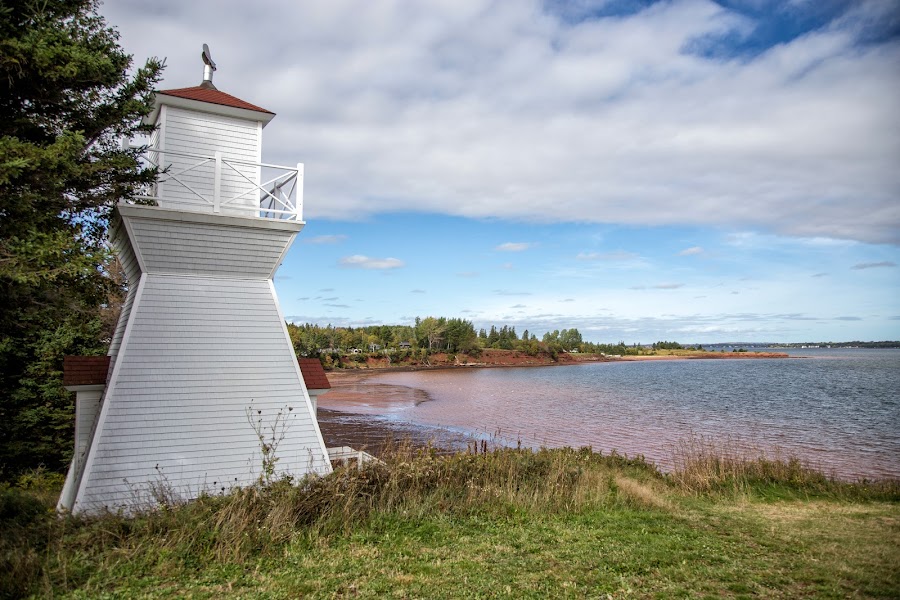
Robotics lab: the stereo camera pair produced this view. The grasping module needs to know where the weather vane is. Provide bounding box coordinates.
[201,43,217,88]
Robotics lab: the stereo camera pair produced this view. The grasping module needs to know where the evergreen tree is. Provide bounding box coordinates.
[0,0,163,477]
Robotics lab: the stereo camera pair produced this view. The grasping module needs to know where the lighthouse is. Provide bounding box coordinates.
[58,47,331,514]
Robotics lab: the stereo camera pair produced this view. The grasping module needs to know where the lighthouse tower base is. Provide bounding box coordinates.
[59,205,330,514]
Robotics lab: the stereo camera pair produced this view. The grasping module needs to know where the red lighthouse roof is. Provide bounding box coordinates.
[157,86,274,115]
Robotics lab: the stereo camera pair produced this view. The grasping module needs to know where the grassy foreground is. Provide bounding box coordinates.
[2,444,899,599]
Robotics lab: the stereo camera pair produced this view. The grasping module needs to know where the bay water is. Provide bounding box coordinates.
[321,349,900,480]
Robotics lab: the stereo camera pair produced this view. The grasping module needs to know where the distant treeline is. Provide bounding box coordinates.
[286,319,668,358]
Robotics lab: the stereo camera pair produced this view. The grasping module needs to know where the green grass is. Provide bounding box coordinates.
[2,446,898,599]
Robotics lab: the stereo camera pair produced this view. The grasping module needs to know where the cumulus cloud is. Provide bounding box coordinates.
[495,242,532,252]
[851,261,896,270]
[339,255,405,269]
[103,1,900,244]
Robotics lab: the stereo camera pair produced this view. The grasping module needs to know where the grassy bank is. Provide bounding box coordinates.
[2,445,898,599]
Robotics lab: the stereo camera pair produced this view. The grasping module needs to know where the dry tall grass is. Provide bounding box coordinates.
[1,444,659,597]
[670,434,849,495]
[3,441,897,598]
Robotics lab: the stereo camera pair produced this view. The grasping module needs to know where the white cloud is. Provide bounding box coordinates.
[304,235,347,244]
[339,255,404,269]
[103,0,900,245]
[495,242,532,252]
[678,246,704,256]
[851,261,896,270]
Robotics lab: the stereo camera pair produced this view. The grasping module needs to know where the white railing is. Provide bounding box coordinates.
[132,146,303,221]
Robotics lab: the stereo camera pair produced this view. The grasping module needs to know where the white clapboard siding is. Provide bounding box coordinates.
[107,218,143,369]
[157,107,261,214]
[126,218,293,278]
[73,274,328,513]
[74,390,103,470]
[68,205,328,514]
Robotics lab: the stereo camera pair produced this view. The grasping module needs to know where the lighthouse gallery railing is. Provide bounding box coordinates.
[133,146,303,221]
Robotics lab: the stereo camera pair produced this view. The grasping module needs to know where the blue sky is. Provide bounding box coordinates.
[104,0,899,343]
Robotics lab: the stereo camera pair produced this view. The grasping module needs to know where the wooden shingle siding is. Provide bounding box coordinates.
[72,208,328,513]
[75,274,329,512]
[108,218,143,368]
[158,107,261,214]
[75,390,102,470]
[127,217,292,278]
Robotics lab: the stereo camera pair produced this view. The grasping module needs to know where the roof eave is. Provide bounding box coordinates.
[64,383,106,393]
[145,93,276,128]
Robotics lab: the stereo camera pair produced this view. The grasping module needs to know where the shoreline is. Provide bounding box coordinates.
[322,349,792,377]
[317,408,471,454]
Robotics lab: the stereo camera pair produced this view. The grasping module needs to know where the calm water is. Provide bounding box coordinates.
[323,349,900,480]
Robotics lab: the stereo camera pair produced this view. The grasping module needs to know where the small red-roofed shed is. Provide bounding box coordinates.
[63,356,110,388]
[298,358,331,411]
[62,356,111,486]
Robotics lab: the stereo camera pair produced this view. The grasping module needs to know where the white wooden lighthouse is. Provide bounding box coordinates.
[58,48,331,514]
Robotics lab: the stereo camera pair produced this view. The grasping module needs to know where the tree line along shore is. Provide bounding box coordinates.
[287,321,789,371]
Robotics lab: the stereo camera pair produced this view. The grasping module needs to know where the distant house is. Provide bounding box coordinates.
[399,341,412,349]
